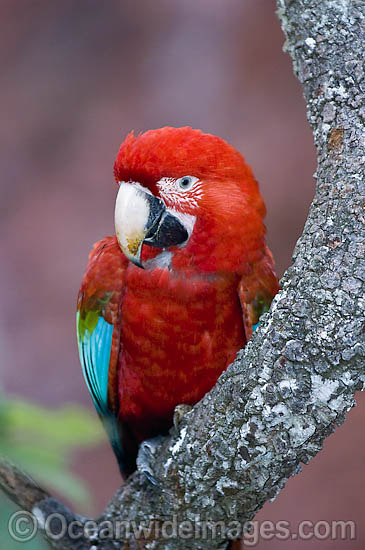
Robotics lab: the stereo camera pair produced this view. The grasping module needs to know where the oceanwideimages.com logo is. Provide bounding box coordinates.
[8,511,38,542]
[8,510,357,546]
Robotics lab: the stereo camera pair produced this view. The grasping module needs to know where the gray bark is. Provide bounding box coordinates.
[1,1,364,549]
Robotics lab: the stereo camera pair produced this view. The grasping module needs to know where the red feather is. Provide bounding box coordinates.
[79,127,279,477]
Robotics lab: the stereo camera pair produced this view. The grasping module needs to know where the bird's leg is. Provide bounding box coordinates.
[137,404,193,485]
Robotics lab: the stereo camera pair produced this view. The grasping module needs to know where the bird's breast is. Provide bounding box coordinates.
[118,264,245,442]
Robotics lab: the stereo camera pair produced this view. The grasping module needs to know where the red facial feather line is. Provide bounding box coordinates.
[156,176,204,212]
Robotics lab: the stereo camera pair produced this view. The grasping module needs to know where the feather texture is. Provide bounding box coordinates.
[78,127,279,478]
[77,237,128,472]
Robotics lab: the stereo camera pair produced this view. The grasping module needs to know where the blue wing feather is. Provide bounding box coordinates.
[76,311,125,470]
[76,311,113,415]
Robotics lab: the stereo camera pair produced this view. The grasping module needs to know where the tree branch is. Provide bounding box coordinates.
[1,1,364,548]
[0,457,50,510]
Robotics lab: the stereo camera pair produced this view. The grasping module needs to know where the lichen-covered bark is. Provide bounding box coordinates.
[1,1,364,549]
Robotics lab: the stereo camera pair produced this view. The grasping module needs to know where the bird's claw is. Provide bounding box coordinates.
[137,406,192,486]
[136,435,166,486]
[173,403,193,429]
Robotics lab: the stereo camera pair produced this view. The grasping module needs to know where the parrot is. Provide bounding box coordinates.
[76,126,279,481]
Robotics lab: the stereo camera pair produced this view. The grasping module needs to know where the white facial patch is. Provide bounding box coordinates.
[157,176,204,210]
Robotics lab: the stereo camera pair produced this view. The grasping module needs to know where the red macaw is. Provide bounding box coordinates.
[77,127,279,479]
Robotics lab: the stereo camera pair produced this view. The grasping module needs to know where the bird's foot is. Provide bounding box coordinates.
[173,403,193,428]
[136,435,166,486]
[137,404,193,486]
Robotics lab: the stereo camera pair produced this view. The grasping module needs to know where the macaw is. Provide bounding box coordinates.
[77,126,279,479]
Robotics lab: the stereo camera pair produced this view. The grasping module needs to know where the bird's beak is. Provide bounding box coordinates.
[115,182,188,268]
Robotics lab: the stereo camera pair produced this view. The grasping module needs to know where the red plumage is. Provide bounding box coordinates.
[77,127,279,477]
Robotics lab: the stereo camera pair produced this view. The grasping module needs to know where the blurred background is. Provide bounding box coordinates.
[0,1,363,548]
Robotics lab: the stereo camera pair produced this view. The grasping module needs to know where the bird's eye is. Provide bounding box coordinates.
[177,176,198,191]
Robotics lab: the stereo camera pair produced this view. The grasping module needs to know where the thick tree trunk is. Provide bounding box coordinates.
[1,1,364,549]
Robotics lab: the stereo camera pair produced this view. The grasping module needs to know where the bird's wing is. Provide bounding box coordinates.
[238,246,279,340]
[76,236,127,471]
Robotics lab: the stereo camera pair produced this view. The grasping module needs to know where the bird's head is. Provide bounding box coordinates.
[114,127,267,274]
